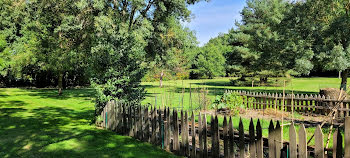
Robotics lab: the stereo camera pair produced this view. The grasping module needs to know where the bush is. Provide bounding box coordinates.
[211,92,254,115]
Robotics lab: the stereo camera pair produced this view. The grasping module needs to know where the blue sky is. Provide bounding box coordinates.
[184,0,246,46]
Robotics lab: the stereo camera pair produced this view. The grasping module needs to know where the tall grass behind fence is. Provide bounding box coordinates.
[100,100,350,158]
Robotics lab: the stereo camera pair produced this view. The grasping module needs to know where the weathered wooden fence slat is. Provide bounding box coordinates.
[298,124,307,158]
[249,118,256,158]
[100,101,350,158]
[345,117,350,158]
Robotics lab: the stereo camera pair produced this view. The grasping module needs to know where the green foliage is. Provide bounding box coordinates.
[211,92,253,116]
[190,42,226,79]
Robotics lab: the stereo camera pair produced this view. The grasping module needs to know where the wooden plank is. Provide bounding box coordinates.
[256,119,263,158]
[229,116,234,158]
[166,107,171,150]
[249,118,256,158]
[158,107,162,146]
[223,116,228,158]
[123,103,127,134]
[151,107,155,144]
[191,111,196,158]
[164,107,168,149]
[181,110,184,155]
[128,105,132,136]
[138,106,142,140]
[268,120,275,158]
[131,105,136,137]
[203,114,208,158]
[145,106,150,142]
[198,112,203,157]
[345,117,350,158]
[185,111,189,156]
[214,115,220,157]
[333,128,343,158]
[289,123,297,158]
[115,102,120,133]
[173,109,179,153]
[239,118,245,157]
[315,125,324,158]
[211,115,215,157]
[298,124,307,158]
[275,121,282,158]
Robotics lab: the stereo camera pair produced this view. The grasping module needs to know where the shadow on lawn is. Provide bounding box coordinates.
[0,105,176,158]
[23,88,95,100]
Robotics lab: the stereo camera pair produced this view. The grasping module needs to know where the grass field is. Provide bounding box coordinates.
[141,77,346,110]
[0,88,178,158]
[0,77,345,157]
[141,77,346,148]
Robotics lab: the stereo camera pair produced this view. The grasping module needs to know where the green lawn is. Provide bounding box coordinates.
[142,77,346,148]
[0,77,345,157]
[141,77,346,110]
[0,88,178,158]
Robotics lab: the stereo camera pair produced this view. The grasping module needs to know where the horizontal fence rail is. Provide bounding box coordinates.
[100,100,350,158]
[227,90,350,119]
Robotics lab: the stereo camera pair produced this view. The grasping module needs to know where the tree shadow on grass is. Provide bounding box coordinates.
[22,88,95,101]
[0,105,177,158]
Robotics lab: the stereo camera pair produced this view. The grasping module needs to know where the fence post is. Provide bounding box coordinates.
[215,115,220,157]
[191,111,196,158]
[345,117,350,158]
[158,107,162,145]
[181,110,184,155]
[289,123,297,158]
[198,112,203,157]
[203,114,208,158]
[229,116,234,158]
[166,107,171,150]
[298,124,307,158]
[185,111,189,156]
[223,116,228,158]
[256,119,263,158]
[275,121,282,158]
[249,118,256,158]
[173,109,179,154]
[211,115,215,157]
[145,106,150,142]
[315,125,324,158]
[268,120,275,158]
[333,128,343,158]
[239,118,245,157]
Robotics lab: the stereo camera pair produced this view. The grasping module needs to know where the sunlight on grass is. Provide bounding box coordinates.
[0,88,178,158]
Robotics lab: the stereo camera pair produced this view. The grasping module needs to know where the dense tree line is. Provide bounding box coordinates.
[191,0,350,90]
[0,0,206,115]
[1,0,350,114]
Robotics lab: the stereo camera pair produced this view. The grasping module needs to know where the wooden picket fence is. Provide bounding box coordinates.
[227,90,350,119]
[100,100,350,158]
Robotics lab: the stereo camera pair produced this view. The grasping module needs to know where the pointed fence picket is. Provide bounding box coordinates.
[101,101,350,158]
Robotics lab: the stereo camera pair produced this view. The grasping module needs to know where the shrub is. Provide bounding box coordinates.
[211,92,254,115]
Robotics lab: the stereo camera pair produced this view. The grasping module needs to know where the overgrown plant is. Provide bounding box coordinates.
[211,92,254,115]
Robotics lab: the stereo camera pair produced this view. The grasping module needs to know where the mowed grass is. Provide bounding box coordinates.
[142,77,347,148]
[0,77,345,156]
[141,77,346,110]
[0,88,178,158]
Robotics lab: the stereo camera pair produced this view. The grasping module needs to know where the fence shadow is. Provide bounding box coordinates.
[0,103,174,157]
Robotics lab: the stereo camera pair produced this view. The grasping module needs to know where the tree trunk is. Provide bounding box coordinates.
[58,72,63,95]
[259,77,268,84]
[159,70,164,87]
[340,69,348,91]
